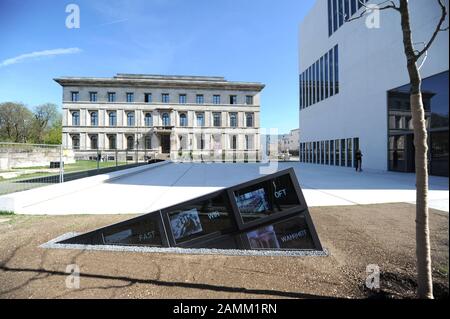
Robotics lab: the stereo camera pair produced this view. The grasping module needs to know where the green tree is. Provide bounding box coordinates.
[43,114,62,145]
[0,102,34,143]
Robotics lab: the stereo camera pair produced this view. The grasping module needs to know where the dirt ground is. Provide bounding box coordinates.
[0,203,448,299]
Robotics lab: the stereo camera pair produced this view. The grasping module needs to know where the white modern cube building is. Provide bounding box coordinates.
[299,0,449,176]
[55,74,265,162]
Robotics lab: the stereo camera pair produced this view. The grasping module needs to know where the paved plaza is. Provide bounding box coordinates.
[1,161,448,215]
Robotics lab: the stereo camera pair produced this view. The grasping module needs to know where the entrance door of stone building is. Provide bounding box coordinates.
[161,134,171,154]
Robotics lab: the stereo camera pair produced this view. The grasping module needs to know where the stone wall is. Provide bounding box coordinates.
[0,147,75,170]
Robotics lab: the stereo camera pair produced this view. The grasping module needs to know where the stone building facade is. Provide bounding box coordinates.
[55,74,265,162]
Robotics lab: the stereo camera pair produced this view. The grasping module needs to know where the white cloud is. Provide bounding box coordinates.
[0,48,82,68]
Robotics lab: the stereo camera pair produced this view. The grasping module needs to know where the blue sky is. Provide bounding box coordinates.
[0,0,314,134]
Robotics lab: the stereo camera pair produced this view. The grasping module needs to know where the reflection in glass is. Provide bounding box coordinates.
[102,216,163,246]
[388,71,448,176]
[246,215,315,250]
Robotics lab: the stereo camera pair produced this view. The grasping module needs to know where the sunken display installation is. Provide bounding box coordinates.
[60,168,323,251]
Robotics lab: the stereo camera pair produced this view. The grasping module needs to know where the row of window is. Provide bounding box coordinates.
[72,134,255,151]
[300,45,339,109]
[71,91,254,105]
[328,0,368,36]
[300,137,360,168]
[71,111,255,128]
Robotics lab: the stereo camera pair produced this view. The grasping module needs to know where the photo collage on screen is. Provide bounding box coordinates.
[234,174,301,224]
[167,193,235,244]
[102,215,163,246]
[245,215,315,250]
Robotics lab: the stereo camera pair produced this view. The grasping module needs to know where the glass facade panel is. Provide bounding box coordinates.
[316,60,320,103]
[330,140,335,165]
[334,45,339,94]
[312,63,316,105]
[351,0,357,15]
[353,138,360,168]
[300,46,338,109]
[320,56,324,101]
[388,71,448,176]
[338,0,344,27]
[320,141,324,164]
[299,74,303,109]
[347,138,353,167]
[344,0,350,21]
[328,0,333,36]
[341,139,346,167]
[329,48,334,96]
[333,0,338,32]
[335,139,340,165]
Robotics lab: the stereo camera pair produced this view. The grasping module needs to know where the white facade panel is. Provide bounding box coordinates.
[299,0,449,171]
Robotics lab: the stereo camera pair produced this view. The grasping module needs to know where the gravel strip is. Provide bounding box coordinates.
[41,232,329,258]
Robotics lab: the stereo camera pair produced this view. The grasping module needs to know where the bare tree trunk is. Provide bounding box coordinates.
[399,0,433,299]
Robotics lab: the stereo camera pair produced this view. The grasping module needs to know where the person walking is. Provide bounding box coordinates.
[355,149,363,172]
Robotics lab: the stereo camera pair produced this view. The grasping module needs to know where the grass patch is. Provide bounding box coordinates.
[436,264,449,277]
[0,211,15,216]
[2,160,129,182]
[12,160,128,173]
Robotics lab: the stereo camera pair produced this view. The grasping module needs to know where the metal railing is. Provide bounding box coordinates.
[0,143,156,196]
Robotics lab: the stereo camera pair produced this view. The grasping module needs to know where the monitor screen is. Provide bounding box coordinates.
[102,216,163,246]
[166,194,235,244]
[235,188,270,215]
[245,215,315,250]
[169,208,204,241]
[234,174,301,224]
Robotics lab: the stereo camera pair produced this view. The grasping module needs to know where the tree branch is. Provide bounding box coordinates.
[416,0,449,60]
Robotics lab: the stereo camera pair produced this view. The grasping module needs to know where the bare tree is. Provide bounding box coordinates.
[347,0,448,299]
[32,103,59,143]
